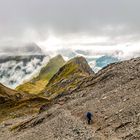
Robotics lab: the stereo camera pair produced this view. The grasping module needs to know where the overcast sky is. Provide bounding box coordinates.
[0,0,140,49]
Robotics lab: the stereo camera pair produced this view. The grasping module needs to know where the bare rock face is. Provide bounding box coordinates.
[0,43,43,55]
[0,57,140,140]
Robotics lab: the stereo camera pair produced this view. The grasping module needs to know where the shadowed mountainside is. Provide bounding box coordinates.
[0,83,24,104]
[0,83,48,123]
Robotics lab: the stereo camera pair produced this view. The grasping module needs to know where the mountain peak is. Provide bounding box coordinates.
[48,56,94,85]
[68,56,86,63]
[35,54,65,81]
[0,42,43,55]
[67,56,94,75]
[42,56,94,99]
[23,43,43,55]
[54,54,64,59]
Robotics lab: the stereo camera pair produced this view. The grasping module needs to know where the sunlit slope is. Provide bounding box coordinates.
[16,55,65,94]
[41,56,94,99]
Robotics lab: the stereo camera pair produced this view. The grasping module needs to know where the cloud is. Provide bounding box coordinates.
[36,33,140,61]
[0,0,140,44]
[0,0,140,60]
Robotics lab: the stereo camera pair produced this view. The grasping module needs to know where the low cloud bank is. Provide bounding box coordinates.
[38,35,140,60]
[0,34,140,88]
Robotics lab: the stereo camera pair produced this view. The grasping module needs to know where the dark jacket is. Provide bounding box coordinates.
[86,112,93,124]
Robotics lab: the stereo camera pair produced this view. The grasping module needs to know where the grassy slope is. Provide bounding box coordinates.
[16,55,65,94]
[0,56,93,124]
[42,56,94,100]
[0,83,49,123]
[0,97,48,123]
[0,56,93,122]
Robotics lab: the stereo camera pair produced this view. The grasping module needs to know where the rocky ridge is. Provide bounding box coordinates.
[0,57,140,140]
[42,56,94,99]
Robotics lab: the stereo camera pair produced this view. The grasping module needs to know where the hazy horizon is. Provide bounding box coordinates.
[0,0,140,59]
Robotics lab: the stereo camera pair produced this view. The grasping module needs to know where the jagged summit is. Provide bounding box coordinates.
[23,43,43,55]
[54,54,64,60]
[67,56,94,74]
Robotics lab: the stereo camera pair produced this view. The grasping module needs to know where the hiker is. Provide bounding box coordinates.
[86,112,93,124]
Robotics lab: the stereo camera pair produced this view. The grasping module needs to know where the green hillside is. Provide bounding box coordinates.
[41,56,94,100]
[16,55,65,94]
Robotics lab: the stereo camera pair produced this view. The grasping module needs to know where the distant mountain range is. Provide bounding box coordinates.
[0,43,43,55]
[0,43,119,88]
